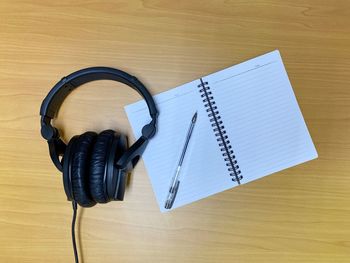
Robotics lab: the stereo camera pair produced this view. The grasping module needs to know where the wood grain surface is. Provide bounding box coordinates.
[1,0,349,262]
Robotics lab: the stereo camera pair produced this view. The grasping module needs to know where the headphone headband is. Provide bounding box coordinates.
[40,67,158,120]
[40,67,158,172]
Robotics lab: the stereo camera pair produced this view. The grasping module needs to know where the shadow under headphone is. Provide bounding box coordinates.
[40,67,158,208]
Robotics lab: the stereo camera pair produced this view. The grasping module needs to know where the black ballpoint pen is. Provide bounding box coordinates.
[165,111,197,209]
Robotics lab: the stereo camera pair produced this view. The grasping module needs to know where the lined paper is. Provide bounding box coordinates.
[125,50,318,212]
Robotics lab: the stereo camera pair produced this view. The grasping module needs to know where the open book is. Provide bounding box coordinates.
[125,50,318,212]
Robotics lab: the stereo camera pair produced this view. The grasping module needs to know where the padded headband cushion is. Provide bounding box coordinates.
[89,130,115,203]
[71,131,97,207]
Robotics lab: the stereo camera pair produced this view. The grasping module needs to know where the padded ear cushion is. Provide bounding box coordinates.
[71,131,97,207]
[89,130,115,203]
[62,135,79,201]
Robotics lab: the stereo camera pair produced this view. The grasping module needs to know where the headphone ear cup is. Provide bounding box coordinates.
[71,131,97,207]
[89,130,115,203]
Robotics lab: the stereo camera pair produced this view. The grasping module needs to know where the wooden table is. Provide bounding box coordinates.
[1,1,349,262]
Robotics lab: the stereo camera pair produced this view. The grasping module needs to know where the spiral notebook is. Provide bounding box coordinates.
[125,50,318,212]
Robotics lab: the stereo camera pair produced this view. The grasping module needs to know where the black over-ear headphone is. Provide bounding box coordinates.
[40,67,158,207]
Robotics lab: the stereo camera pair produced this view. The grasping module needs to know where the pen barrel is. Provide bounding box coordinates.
[169,179,180,194]
[165,112,197,210]
[169,166,181,190]
[179,122,195,165]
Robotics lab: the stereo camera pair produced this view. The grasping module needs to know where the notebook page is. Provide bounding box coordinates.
[125,80,233,212]
[204,50,318,183]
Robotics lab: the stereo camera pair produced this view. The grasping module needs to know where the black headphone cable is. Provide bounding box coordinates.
[71,201,79,263]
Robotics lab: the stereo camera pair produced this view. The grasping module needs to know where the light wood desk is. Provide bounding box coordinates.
[1,1,349,262]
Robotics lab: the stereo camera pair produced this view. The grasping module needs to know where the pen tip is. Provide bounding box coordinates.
[192,111,197,123]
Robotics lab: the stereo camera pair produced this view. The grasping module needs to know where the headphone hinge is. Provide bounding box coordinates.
[141,118,157,139]
[40,116,58,141]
